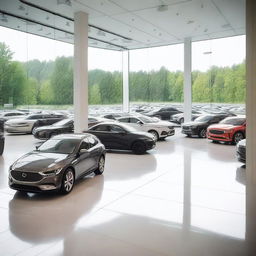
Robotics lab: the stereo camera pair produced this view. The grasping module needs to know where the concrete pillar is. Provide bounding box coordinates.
[246,0,256,255]
[122,50,129,113]
[73,12,88,132]
[184,37,192,122]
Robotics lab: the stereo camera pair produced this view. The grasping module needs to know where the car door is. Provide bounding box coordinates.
[74,138,96,178]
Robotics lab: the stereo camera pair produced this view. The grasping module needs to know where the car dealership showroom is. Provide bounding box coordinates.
[1,0,256,256]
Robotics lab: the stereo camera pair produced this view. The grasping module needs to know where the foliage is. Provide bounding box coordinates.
[0,41,246,106]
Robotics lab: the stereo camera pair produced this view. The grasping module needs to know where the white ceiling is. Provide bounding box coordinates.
[0,0,245,51]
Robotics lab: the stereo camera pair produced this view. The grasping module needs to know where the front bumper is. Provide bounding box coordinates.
[207,132,232,142]
[181,127,198,136]
[236,147,246,163]
[160,129,175,138]
[9,170,63,192]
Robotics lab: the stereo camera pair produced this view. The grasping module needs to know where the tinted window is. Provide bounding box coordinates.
[129,118,139,123]
[92,125,110,131]
[110,125,125,132]
[80,138,91,150]
[26,115,43,120]
[118,118,129,123]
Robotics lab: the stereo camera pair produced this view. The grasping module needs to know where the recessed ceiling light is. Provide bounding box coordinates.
[18,5,25,11]
[204,28,208,32]
[187,20,194,24]
[222,24,231,29]
[0,14,8,23]
[176,12,179,16]
[97,30,106,36]
[57,0,72,6]
[66,21,70,26]
[46,16,50,20]
[157,5,168,12]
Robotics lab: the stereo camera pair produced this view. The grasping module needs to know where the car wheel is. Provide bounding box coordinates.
[94,155,105,175]
[198,129,206,138]
[132,141,146,155]
[61,168,75,194]
[233,132,244,144]
[179,118,184,124]
[148,130,159,141]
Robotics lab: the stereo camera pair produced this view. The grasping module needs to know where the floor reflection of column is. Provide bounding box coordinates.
[246,183,256,255]
[183,149,191,231]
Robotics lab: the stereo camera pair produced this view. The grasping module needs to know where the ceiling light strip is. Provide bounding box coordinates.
[0,9,128,50]
[19,0,132,41]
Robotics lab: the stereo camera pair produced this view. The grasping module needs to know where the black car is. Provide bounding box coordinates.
[33,119,74,139]
[145,107,182,120]
[236,139,246,163]
[181,114,231,138]
[85,122,155,154]
[0,118,4,155]
[9,134,106,194]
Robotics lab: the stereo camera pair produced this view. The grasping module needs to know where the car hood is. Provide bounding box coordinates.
[208,124,237,130]
[130,131,154,139]
[11,151,70,172]
[35,125,63,131]
[146,120,173,127]
[182,121,206,126]
[238,139,246,147]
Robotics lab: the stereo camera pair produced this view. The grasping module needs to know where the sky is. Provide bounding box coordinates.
[0,26,245,72]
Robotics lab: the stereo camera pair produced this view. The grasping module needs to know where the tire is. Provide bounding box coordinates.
[212,140,219,144]
[60,168,75,194]
[132,141,147,155]
[233,132,244,145]
[148,130,159,141]
[198,129,206,138]
[94,155,105,175]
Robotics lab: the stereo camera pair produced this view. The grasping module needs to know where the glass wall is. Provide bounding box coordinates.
[0,24,123,115]
[129,44,184,111]
[192,35,246,114]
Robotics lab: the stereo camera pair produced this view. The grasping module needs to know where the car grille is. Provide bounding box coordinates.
[10,184,42,192]
[238,146,246,155]
[11,170,42,182]
[182,126,190,130]
[209,129,225,135]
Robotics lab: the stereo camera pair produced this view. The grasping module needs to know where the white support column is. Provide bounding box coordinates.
[184,37,192,122]
[122,50,129,113]
[74,11,88,133]
[246,0,256,254]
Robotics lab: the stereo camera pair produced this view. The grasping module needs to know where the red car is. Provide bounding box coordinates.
[207,116,246,144]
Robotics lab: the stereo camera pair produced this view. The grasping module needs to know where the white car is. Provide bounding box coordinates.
[0,111,26,121]
[5,113,66,134]
[117,115,175,141]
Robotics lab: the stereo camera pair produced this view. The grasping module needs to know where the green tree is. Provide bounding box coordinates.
[51,56,73,104]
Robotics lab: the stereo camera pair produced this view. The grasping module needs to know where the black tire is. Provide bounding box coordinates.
[233,132,244,145]
[132,141,147,155]
[148,130,159,141]
[60,168,75,194]
[94,155,105,175]
[198,129,206,138]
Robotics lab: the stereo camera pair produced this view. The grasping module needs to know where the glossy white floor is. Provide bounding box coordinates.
[0,129,246,256]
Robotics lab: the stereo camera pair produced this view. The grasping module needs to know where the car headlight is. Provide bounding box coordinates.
[39,168,62,176]
[224,129,233,133]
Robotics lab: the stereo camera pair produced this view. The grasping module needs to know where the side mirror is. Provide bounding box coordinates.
[79,148,88,154]
[137,121,143,125]
[35,145,39,150]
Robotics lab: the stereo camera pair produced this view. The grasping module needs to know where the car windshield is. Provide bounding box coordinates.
[38,138,79,154]
[194,115,213,122]
[139,116,158,123]
[53,119,72,126]
[220,118,245,125]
